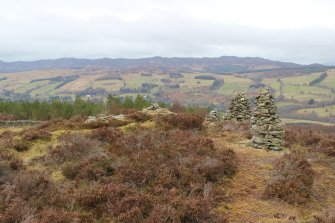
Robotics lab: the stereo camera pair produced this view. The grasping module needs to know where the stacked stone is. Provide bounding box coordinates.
[251,89,285,151]
[146,103,160,110]
[225,92,251,121]
[206,110,221,122]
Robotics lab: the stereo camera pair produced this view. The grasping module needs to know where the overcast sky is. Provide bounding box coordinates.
[0,0,334,64]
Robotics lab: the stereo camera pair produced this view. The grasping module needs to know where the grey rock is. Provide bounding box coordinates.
[251,89,285,151]
[85,116,98,123]
[225,92,251,122]
[205,110,222,122]
[147,103,161,110]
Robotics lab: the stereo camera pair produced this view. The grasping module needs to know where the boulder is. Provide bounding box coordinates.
[85,116,98,123]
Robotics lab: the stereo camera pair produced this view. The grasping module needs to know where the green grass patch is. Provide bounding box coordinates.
[295,105,335,118]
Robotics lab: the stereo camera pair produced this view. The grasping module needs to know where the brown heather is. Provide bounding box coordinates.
[265,152,315,204]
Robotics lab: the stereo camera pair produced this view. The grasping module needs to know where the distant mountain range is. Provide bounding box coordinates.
[0,56,328,73]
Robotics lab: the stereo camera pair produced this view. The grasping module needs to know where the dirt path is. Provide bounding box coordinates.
[211,133,333,223]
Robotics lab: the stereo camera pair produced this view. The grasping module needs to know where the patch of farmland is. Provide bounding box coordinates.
[318,69,335,88]
[295,105,335,118]
[216,75,252,95]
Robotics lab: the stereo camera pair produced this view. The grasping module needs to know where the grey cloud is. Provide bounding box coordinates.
[0,5,334,64]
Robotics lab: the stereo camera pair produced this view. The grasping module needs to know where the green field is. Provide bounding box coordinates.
[282,118,335,126]
[1,68,335,124]
[296,105,335,118]
[318,69,335,88]
[1,69,334,103]
[276,101,297,108]
[216,76,252,95]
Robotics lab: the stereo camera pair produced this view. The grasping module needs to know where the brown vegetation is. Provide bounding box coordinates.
[81,120,110,129]
[313,206,335,223]
[22,129,51,141]
[127,111,150,122]
[264,152,315,204]
[0,114,16,120]
[2,106,334,222]
[285,124,335,156]
[89,126,123,143]
[46,134,102,164]
[12,139,30,152]
[0,150,23,184]
[208,120,252,139]
[0,124,237,222]
[155,113,203,130]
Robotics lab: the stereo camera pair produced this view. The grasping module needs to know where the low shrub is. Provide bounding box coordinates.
[1,125,236,222]
[0,130,16,139]
[12,139,30,152]
[197,149,238,181]
[285,129,321,148]
[0,171,65,223]
[89,126,123,143]
[214,120,250,132]
[155,113,203,130]
[61,162,80,180]
[170,101,185,113]
[36,208,80,223]
[0,131,15,150]
[77,183,153,220]
[22,129,51,141]
[176,113,203,130]
[110,108,139,115]
[127,111,150,122]
[46,134,102,164]
[0,151,23,184]
[82,120,110,129]
[108,118,130,127]
[145,195,225,223]
[83,118,130,129]
[112,130,234,220]
[0,114,16,120]
[69,115,86,123]
[62,157,115,181]
[285,125,335,156]
[264,152,315,204]
[0,198,33,223]
[63,129,237,221]
[30,118,77,132]
[207,120,252,138]
[312,206,335,223]
[12,170,54,201]
[155,113,178,129]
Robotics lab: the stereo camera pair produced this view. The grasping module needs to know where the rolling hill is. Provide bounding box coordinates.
[0,56,334,124]
[0,56,319,73]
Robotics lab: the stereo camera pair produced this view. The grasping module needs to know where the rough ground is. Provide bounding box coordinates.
[2,122,335,222]
[211,132,335,223]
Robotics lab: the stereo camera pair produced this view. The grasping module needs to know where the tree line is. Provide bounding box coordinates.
[0,95,157,120]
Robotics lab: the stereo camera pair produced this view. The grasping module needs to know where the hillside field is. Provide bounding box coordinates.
[0,64,335,124]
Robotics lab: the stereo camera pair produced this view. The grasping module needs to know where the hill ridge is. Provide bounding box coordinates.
[0,56,323,73]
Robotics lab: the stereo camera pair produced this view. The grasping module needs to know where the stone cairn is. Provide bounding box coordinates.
[225,92,251,121]
[251,89,285,151]
[146,103,160,110]
[206,110,222,122]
